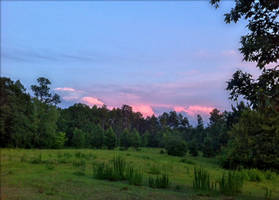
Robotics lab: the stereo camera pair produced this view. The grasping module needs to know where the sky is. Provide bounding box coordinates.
[1,1,261,122]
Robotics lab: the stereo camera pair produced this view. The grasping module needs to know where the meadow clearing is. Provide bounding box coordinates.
[1,148,278,200]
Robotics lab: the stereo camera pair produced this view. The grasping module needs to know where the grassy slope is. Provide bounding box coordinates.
[1,148,278,200]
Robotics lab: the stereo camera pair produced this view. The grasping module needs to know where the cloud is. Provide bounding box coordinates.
[55,87,76,92]
[81,96,104,107]
[131,104,155,117]
[174,105,214,116]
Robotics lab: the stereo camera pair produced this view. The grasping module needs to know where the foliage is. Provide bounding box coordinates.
[211,0,279,70]
[72,128,86,148]
[165,137,187,157]
[53,132,66,149]
[104,127,116,149]
[220,110,279,170]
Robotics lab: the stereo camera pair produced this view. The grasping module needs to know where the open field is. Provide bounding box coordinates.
[1,148,278,200]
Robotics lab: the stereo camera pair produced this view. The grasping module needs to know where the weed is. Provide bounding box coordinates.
[148,173,169,188]
[126,166,143,186]
[111,155,126,180]
[219,171,244,195]
[93,156,127,181]
[193,167,212,191]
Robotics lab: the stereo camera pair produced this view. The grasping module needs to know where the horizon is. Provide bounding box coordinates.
[1,1,261,119]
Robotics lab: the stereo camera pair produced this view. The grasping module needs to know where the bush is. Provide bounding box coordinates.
[165,137,187,157]
[241,169,265,182]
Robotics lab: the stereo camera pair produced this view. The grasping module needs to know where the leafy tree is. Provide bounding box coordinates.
[120,128,130,149]
[141,131,149,147]
[189,140,198,157]
[165,136,187,157]
[220,110,279,170]
[72,128,86,148]
[31,77,61,105]
[104,127,116,149]
[202,137,215,158]
[91,124,104,148]
[129,128,141,149]
[211,0,279,70]
[53,132,66,149]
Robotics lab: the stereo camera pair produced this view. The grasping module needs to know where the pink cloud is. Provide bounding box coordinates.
[132,104,155,117]
[55,87,76,92]
[174,105,214,116]
[82,96,104,107]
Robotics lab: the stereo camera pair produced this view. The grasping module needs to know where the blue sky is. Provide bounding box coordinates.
[1,1,261,120]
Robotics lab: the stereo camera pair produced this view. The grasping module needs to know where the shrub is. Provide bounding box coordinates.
[165,137,187,157]
[219,171,244,195]
[160,149,165,154]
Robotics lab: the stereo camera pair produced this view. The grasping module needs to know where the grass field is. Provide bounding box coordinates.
[1,148,278,200]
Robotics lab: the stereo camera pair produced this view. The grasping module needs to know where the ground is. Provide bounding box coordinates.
[1,148,278,200]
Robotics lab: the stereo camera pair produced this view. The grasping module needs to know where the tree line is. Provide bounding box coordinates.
[1,0,279,171]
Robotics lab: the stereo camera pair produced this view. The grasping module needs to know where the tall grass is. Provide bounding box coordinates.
[126,166,144,186]
[193,167,212,191]
[93,155,127,181]
[148,173,170,188]
[219,171,244,195]
[111,156,126,180]
[72,159,86,176]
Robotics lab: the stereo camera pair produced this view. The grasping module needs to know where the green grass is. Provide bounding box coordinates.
[1,148,279,200]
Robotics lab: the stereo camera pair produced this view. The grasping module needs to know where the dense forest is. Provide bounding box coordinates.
[1,0,279,172]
